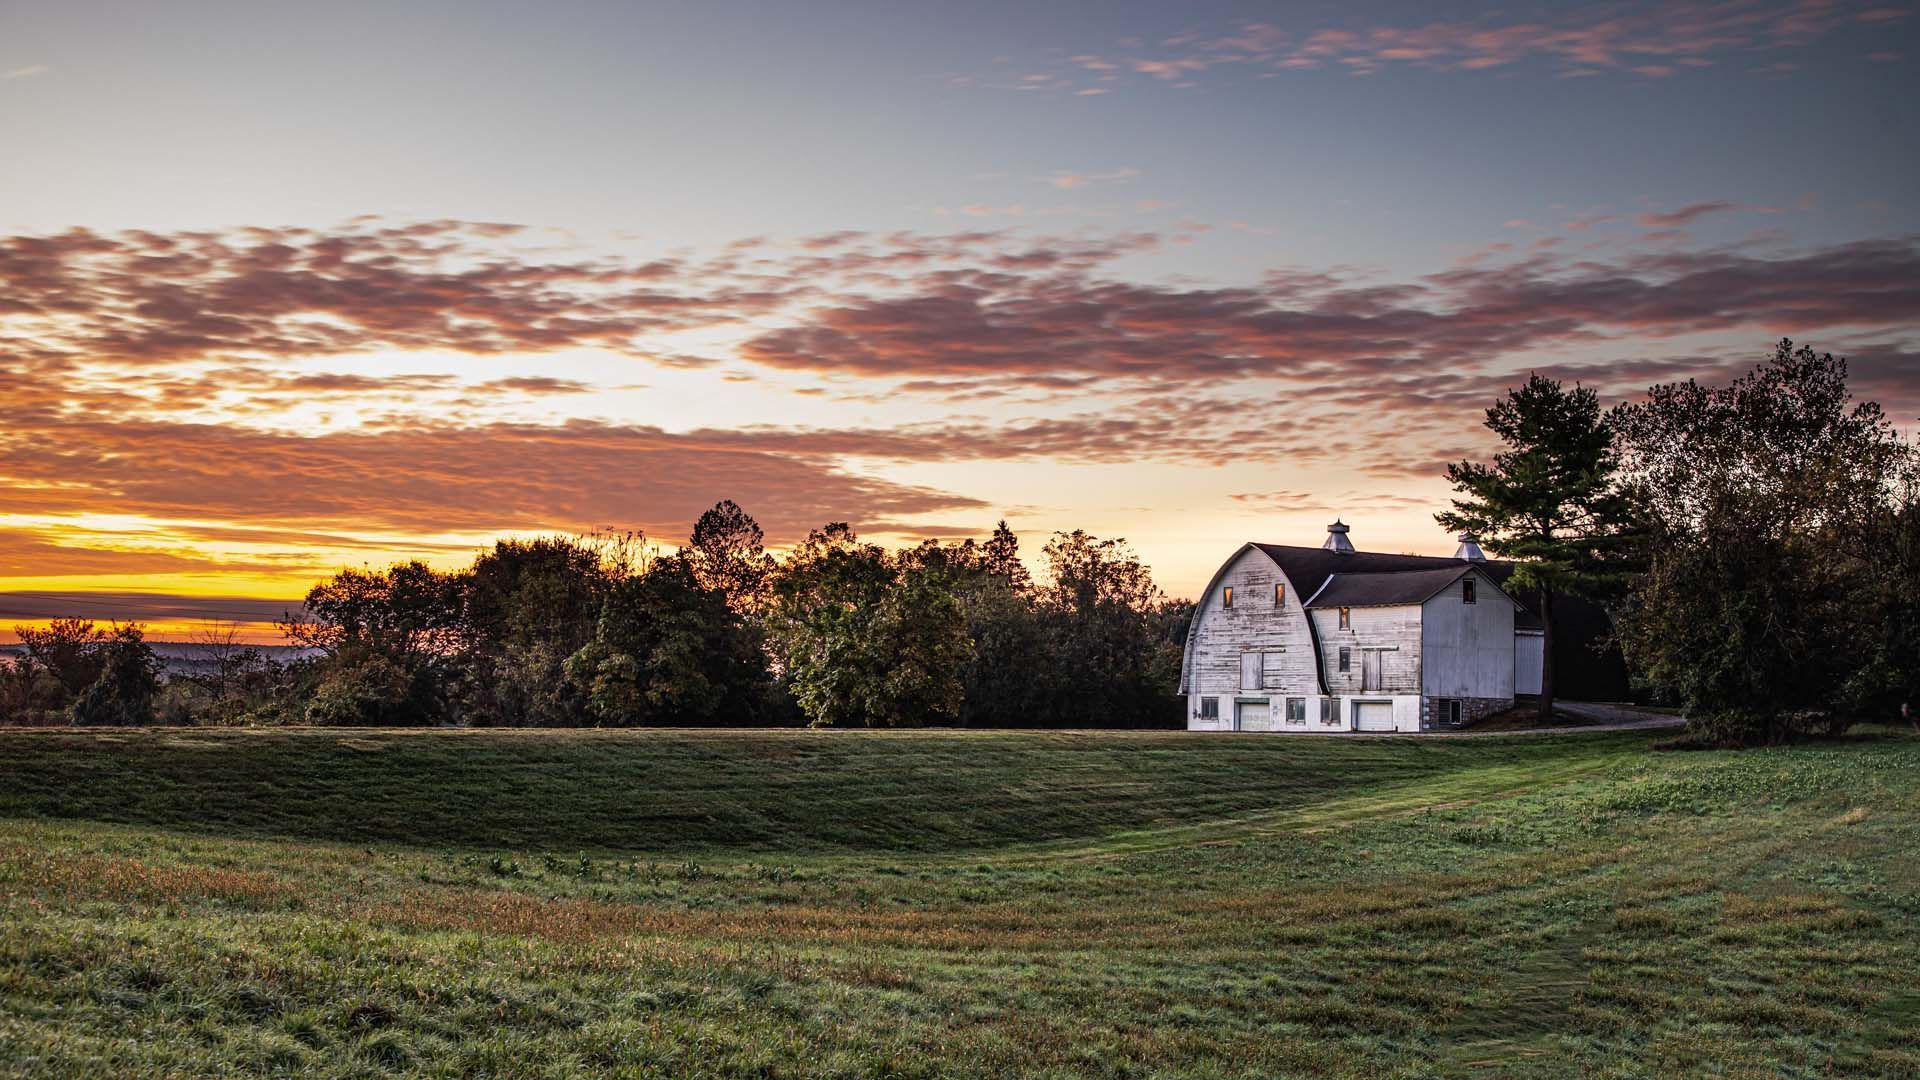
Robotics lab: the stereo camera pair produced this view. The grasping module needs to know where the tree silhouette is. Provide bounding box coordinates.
[1438,374,1638,719]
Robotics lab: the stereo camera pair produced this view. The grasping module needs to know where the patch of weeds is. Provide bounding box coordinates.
[345,1001,397,1032]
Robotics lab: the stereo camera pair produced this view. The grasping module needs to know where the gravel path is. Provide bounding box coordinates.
[1431,700,1685,738]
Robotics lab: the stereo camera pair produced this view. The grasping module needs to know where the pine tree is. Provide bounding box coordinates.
[1438,375,1638,719]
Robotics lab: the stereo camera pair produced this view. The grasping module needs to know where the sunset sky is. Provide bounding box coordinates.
[3,0,1918,641]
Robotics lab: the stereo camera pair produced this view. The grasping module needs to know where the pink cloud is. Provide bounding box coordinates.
[980,1,1896,92]
[1636,201,1741,227]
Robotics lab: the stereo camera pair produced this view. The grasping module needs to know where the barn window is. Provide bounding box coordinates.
[1285,697,1307,724]
[1274,582,1286,606]
[1222,586,1234,609]
[1320,698,1338,725]
[1338,646,1351,672]
[1199,697,1219,721]
[1338,607,1351,630]
[1435,698,1462,726]
[1462,578,1477,604]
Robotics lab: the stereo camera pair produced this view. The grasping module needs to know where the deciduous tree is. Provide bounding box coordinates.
[15,617,110,698]
[67,624,161,726]
[765,524,968,727]
[1613,340,1915,743]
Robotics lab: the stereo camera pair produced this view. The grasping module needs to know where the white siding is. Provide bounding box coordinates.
[1514,631,1544,695]
[1420,569,1516,700]
[1182,547,1318,705]
[1183,692,1423,734]
[1310,604,1422,696]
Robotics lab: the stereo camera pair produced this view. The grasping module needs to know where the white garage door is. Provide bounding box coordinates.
[1235,699,1273,732]
[1354,701,1395,732]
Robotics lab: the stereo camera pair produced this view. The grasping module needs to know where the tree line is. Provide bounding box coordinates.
[4,338,1915,744]
[1,513,1191,730]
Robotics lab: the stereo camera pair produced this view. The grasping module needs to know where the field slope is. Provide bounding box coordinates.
[1,726,1917,1078]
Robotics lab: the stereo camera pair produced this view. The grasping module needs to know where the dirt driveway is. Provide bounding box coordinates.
[1436,700,1684,737]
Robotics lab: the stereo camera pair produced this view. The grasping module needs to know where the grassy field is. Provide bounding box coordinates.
[1,727,1916,1078]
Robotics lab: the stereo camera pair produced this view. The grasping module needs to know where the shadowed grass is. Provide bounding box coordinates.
[1,726,1916,1078]
[0,726,1650,854]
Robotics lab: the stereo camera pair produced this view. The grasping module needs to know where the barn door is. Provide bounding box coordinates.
[1240,652,1262,691]
[1361,650,1383,691]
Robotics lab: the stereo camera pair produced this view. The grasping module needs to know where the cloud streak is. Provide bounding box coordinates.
[0,220,793,371]
[0,415,983,542]
[969,0,1909,92]
[742,237,1920,391]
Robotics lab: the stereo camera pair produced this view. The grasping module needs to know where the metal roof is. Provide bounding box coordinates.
[1252,543,1543,629]
[1304,565,1491,609]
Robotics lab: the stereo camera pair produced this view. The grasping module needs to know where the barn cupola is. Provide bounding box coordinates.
[1454,533,1487,561]
[1323,519,1355,554]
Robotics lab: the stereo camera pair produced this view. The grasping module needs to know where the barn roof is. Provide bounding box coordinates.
[1303,565,1518,609]
[1254,544,1542,629]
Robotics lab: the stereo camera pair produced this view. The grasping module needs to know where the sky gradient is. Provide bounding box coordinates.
[3,0,1917,640]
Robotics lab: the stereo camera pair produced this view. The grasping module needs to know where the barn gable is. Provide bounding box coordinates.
[1177,544,1321,697]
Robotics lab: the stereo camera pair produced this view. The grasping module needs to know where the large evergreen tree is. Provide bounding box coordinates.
[1437,374,1638,719]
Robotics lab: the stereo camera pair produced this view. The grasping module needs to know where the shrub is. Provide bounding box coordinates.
[67,626,161,726]
[304,654,420,726]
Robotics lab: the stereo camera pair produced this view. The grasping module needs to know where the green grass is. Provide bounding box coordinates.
[1,727,1917,1078]
[0,727,1645,853]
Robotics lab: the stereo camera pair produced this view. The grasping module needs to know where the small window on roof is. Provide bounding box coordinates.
[1222,586,1234,609]
[1463,578,1477,604]
[1274,582,1285,606]
[1338,606,1351,630]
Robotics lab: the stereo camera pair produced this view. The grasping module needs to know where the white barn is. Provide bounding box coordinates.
[1180,521,1542,733]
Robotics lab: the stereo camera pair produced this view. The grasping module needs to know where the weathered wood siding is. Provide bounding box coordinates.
[1420,568,1516,700]
[1309,604,1422,695]
[1181,547,1318,696]
[1514,631,1544,695]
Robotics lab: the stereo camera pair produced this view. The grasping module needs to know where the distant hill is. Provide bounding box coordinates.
[0,641,317,678]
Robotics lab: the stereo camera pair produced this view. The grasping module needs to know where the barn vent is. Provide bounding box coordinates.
[1454,534,1487,561]
[1323,519,1355,554]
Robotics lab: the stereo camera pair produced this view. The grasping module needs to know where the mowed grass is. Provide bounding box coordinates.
[1,728,1917,1079]
[0,727,1638,853]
